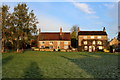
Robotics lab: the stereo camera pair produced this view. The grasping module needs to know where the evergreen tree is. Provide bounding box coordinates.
[1,5,10,52]
[12,3,38,52]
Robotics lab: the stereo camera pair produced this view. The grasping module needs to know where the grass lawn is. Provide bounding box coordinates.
[2,51,119,78]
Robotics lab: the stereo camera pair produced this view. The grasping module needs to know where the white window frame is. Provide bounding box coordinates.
[84,46,88,50]
[93,41,96,45]
[83,36,87,39]
[58,41,60,45]
[49,41,53,44]
[91,36,94,39]
[97,41,102,45]
[64,46,68,49]
[98,46,103,50]
[41,46,45,48]
[64,41,68,45]
[97,36,101,39]
[84,41,87,45]
[41,41,44,44]
[49,46,53,49]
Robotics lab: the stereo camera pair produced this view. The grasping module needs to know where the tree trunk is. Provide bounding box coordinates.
[16,38,20,52]
[2,47,4,53]
[2,39,5,53]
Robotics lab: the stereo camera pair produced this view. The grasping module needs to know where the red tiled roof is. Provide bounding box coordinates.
[78,31,107,35]
[38,32,70,41]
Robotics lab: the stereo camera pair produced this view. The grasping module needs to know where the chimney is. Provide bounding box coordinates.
[38,28,41,34]
[60,27,62,35]
[60,27,63,40]
[103,27,106,32]
[78,27,80,32]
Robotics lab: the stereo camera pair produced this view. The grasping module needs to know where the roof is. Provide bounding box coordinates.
[38,32,70,41]
[78,31,107,35]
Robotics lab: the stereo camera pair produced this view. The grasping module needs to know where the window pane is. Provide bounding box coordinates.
[84,41,87,45]
[83,36,87,39]
[58,41,60,45]
[93,41,95,44]
[84,46,88,50]
[64,41,68,44]
[98,46,102,49]
[97,41,102,45]
[49,46,53,49]
[97,36,101,39]
[50,41,53,44]
[41,46,44,48]
[64,46,68,49]
[91,36,94,39]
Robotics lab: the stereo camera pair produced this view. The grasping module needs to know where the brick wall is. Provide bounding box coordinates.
[38,41,71,49]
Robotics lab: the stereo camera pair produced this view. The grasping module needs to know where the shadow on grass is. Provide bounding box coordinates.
[61,55,119,78]
[2,56,14,66]
[23,62,44,78]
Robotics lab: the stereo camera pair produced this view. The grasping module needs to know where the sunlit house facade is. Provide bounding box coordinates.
[78,27,108,52]
[37,28,71,50]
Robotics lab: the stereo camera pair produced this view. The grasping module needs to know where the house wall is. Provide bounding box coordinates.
[38,41,71,49]
[78,35,108,46]
[78,35,108,51]
[109,38,119,46]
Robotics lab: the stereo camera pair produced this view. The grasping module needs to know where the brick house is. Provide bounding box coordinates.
[37,28,71,50]
[78,27,108,52]
[109,37,119,46]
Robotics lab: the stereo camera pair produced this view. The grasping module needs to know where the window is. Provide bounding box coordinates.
[64,41,68,44]
[50,41,53,44]
[84,46,88,50]
[92,41,96,45]
[83,36,87,39]
[41,41,44,44]
[58,41,60,45]
[84,41,87,45]
[41,46,45,48]
[98,46,103,50]
[97,41,102,45]
[64,46,68,49]
[91,36,94,39]
[49,46,53,49]
[97,36,101,39]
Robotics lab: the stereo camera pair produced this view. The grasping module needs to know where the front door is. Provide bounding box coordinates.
[89,46,92,52]
[93,46,95,52]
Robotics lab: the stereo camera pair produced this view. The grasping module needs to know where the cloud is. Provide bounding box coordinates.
[103,4,115,8]
[37,14,71,32]
[72,2,95,14]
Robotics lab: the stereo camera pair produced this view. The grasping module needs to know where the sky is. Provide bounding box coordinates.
[2,1,118,40]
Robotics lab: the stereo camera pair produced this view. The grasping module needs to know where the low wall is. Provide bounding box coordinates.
[33,48,74,52]
[40,49,54,51]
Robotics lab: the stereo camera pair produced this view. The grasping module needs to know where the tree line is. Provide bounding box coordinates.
[1,3,38,53]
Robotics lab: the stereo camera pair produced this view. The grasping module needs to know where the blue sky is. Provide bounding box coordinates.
[3,2,118,40]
